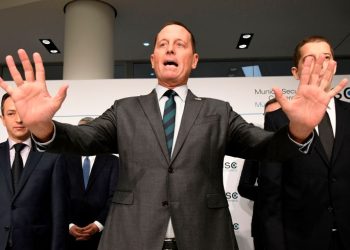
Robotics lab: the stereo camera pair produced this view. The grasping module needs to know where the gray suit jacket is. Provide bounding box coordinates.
[46,89,300,250]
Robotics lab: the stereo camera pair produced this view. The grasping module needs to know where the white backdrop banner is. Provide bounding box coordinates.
[0,75,348,250]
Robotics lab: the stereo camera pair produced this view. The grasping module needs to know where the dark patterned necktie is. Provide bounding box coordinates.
[318,112,334,161]
[12,143,26,192]
[82,156,91,189]
[163,90,177,157]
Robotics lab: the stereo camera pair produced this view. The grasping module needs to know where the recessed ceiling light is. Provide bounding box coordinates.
[42,39,51,45]
[236,33,254,49]
[39,39,61,54]
[143,42,150,47]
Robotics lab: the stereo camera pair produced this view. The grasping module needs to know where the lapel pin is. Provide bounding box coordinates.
[194,97,202,101]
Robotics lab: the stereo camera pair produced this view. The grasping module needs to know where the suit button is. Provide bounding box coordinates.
[162,201,169,207]
[331,177,337,183]
[11,205,16,210]
[168,167,174,173]
[4,226,9,231]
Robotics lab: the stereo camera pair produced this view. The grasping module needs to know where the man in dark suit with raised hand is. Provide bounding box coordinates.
[63,117,119,250]
[0,21,347,250]
[0,93,67,250]
[260,36,349,250]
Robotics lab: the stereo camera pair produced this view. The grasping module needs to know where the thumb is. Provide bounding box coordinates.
[53,83,68,109]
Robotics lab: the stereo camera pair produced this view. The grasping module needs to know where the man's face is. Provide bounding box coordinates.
[1,97,30,142]
[151,24,199,88]
[292,41,335,91]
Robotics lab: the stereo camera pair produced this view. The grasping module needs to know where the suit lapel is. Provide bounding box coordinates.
[13,150,43,197]
[68,155,86,191]
[138,90,170,163]
[331,100,347,163]
[0,142,14,194]
[87,155,105,189]
[314,133,330,165]
[171,90,203,163]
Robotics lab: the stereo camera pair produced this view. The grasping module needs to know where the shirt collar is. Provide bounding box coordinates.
[9,137,32,150]
[327,97,335,112]
[156,84,188,102]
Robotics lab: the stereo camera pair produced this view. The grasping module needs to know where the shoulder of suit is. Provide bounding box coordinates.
[335,98,350,109]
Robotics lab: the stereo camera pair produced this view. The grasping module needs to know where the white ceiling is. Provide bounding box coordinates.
[0,0,349,65]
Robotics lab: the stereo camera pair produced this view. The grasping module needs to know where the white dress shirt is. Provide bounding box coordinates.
[9,137,32,167]
[156,84,188,238]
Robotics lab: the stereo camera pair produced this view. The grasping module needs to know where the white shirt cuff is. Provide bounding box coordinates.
[288,131,314,154]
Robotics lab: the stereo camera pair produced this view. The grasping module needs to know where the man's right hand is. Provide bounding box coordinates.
[69,225,91,241]
[0,49,68,141]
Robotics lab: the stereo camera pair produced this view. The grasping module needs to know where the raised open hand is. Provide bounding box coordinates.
[274,55,348,142]
[0,49,68,140]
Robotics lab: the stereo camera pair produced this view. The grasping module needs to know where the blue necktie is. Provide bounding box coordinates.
[163,90,177,157]
[12,143,26,192]
[82,156,90,189]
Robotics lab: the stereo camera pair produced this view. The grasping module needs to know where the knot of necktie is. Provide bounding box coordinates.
[164,89,177,98]
[13,143,26,153]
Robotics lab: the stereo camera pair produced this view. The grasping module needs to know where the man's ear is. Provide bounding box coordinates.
[333,62,337,75]
[191,53,199,69]
[291,67,300,80]
[150,54,155,69]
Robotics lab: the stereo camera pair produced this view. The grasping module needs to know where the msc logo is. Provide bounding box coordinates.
[233,223,240,230]
[226,192,239,200]
[335,87,350,100]
[224,161,238,170]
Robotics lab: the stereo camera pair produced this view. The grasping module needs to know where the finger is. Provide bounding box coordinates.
[53,84,69,107]
[18,49,35,82]
[319,60,336,91]
[6,55,24,86]
[33,52,46,83]
[0,77,14,95]
[309,55,325,86]
[298,56,314,87]
[272,87,288,110]
[328,78,348,98]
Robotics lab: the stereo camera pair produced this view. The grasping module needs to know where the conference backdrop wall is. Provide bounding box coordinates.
[0,75,348,250]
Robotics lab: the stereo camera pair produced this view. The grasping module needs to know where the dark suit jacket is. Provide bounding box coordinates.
[44,89,303,250]
[62,153,119,249]
[260,99,350,250]
[238,159,261,238]
[0,140,67,250]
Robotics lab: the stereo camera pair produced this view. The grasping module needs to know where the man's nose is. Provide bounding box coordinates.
[166,44,175,54]
[15,114,22,123]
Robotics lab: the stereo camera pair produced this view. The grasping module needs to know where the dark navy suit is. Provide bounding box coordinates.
[0,140,67,250]
[62,154,119,250]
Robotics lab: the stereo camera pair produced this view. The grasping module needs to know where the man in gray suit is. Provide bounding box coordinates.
[0,21,347,250]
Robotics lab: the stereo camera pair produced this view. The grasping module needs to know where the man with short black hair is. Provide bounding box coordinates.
[0,93,67,250]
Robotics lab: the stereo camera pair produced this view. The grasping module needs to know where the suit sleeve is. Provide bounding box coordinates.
[225,103,302,162]
[50,154,69,250]
[237,159,259,201]
[259,110,287,250]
